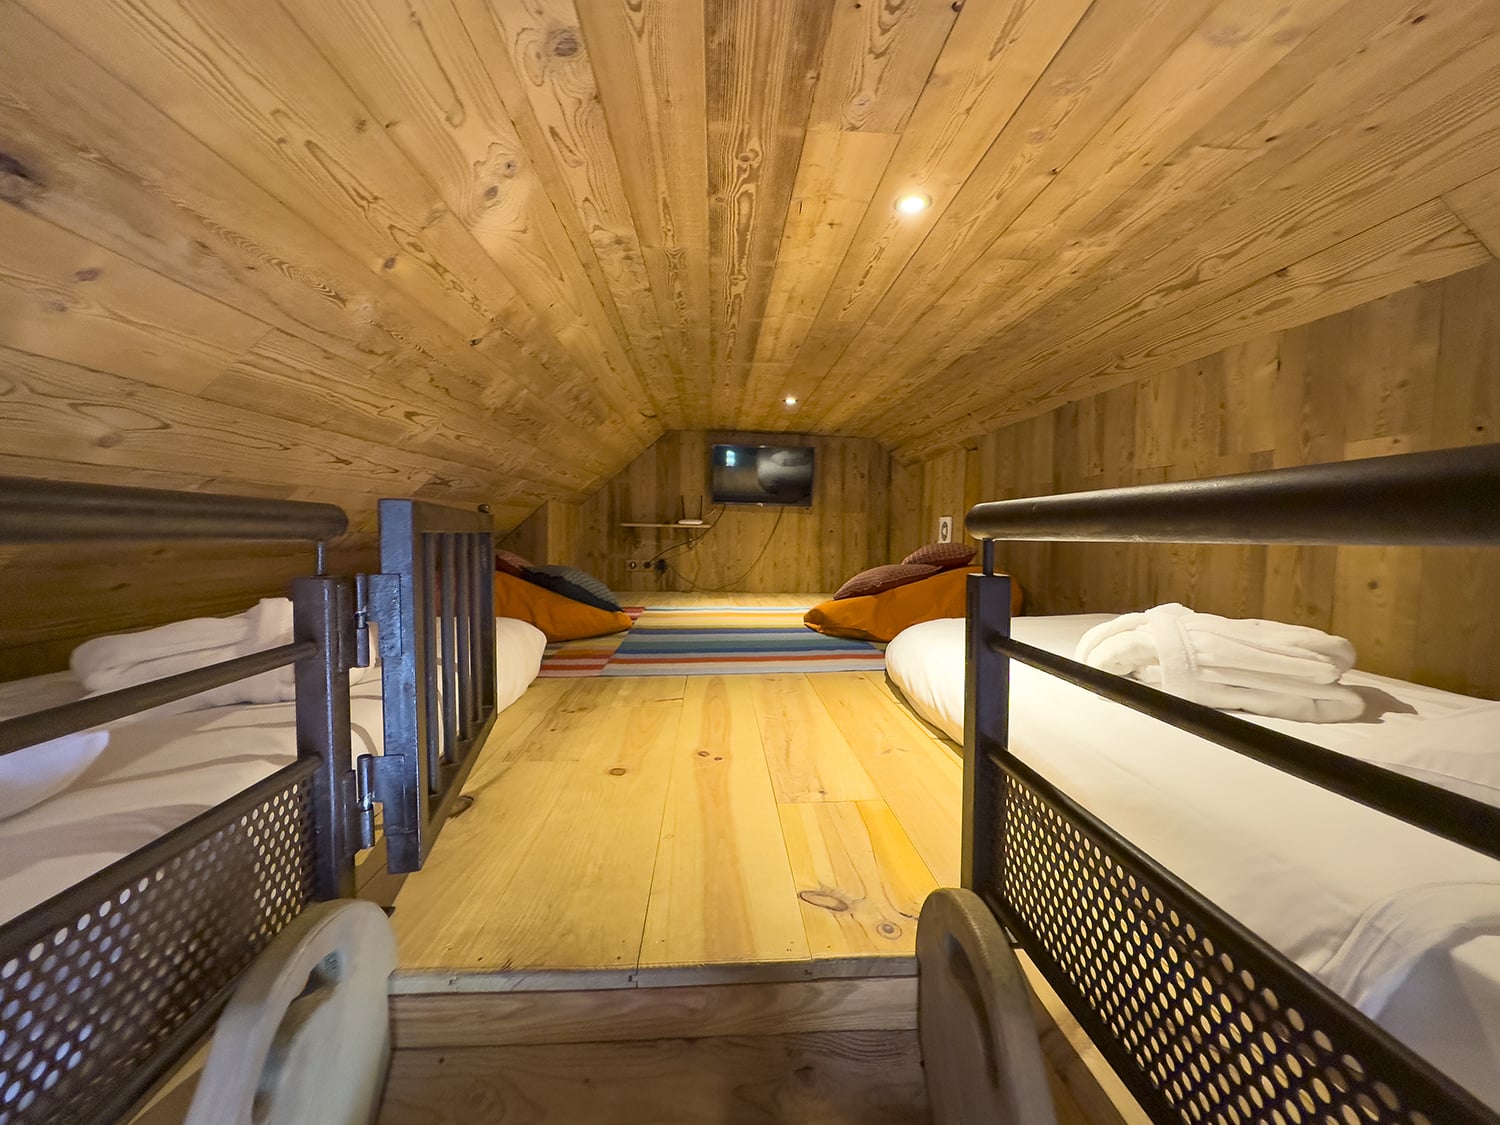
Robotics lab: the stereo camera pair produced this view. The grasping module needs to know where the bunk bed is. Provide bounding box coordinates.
[945,443,1500,1124]
[0,479,517,1125]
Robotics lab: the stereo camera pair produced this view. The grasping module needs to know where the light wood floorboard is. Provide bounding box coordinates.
[390,596,955,986]
[386,597,1136,1122]
[638,676,810,970]
[378,1031,929,1125]
[779,801,933,962]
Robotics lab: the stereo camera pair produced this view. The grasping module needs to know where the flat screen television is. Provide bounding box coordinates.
[709,443,815,507]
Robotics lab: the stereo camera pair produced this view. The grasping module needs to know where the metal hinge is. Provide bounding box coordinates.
[365,572,403,660]
[350,753,379,851]
[353,573,372,668]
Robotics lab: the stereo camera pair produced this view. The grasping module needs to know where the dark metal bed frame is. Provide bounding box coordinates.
[0,479,497,1125]
[962,443,1500,1125]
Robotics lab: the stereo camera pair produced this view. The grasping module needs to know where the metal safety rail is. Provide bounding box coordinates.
[0,477,355,1125]
[365,498,498,874]
[962,443,1500,1125]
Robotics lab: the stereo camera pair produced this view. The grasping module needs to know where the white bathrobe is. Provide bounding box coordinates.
[1076,603,1364,722]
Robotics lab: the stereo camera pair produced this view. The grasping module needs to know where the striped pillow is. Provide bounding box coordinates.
[833,562,939,600]
[523,564,623,612]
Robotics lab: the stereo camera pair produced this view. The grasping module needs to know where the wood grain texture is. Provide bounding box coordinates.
[390,647,961,990]
[390,976,917,1050]
[576,0,711,417]
[811,672,964,885]
[378,1030,928,1125]
[639,676,809,970]
[779,801,934,961]
[468,0,673,415]
[704,0,831,423]
[755,675,881,804]
[389,678,683,977]
[892,259,1500,698]
[570,429,890,594]
[4,0,1499,678]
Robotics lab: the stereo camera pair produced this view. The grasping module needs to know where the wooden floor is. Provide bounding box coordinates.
[390,592,960,989]
[375,595,1145,1124]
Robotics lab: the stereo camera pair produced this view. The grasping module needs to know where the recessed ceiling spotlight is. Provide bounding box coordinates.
[783,395,798,407]
[895,193,930,215]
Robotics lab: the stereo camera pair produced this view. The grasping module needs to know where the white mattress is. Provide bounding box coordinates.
[0,617,546,926]
[885,614,1500,1109]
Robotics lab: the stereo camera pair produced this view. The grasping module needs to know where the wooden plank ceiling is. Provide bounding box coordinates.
[1,0,1498,531]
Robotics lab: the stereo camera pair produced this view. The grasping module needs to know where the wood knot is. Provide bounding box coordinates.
[484,185,499,200]
[876,920,902,939]
[696,750,710,757]
[549,28,582,57]
[608,766,628,776]
[382,257,397,270]
[447,793,476,819]
[73,268,101,282]
[798,890,850,913]
[0,152,42,206]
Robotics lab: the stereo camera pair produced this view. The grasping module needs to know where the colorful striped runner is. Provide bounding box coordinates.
[599,605,884,676]
[536,607,644,678]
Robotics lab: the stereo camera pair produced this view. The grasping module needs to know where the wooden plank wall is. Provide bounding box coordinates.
[0,540,374,683]
[498,500,585,573]
[508,432,891,595]
[891,259,1500,699]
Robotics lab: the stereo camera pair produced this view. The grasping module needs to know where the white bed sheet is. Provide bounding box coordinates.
[885,614,1500,1108]
[0,617,546,926]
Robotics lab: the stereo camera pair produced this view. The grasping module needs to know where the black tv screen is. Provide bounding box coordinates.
[710,444,815,507]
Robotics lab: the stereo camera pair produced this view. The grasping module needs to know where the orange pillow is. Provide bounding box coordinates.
[493,572,632,642]
[803,567,1024,643]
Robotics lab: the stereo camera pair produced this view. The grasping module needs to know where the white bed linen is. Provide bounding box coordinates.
[0,618,546,926]
[885,614,1500,1108]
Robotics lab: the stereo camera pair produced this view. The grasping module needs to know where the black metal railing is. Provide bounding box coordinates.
[963,443,1500,1124]
[0,476,347,544]
[965,443,1500,547]
[367,499,498,874]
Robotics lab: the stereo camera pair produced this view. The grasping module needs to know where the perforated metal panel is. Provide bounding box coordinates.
[0,765,315,1125]
[988,762,1494,1125]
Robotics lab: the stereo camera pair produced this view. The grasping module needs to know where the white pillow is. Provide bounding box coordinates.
[0,730,110,820]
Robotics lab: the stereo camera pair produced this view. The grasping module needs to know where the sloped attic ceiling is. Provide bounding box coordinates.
[1,0,1497,531]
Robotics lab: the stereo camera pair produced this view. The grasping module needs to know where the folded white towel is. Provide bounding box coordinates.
[1076,603,1364,723]
[71,599,375,713]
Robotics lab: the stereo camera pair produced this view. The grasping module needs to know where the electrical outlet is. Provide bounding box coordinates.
[938,516,953,544]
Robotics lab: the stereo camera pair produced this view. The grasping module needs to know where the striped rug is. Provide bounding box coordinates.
[536,607,644,678]
[599,605,884,676]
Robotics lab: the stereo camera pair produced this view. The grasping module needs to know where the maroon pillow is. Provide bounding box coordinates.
[496,548,532,577]
[833,562,939,601]
[902,542,975,570]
